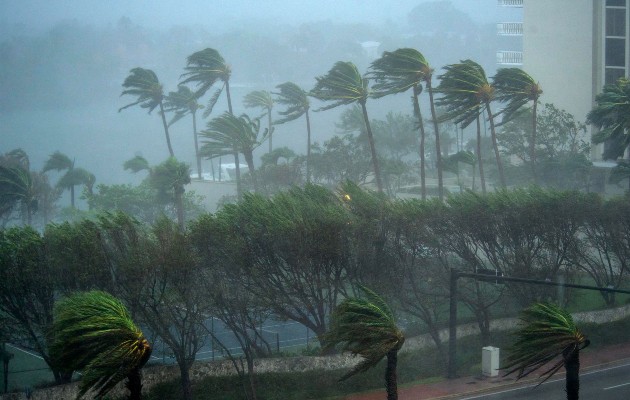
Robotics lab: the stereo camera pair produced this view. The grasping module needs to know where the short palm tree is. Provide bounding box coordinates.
[273,82,313,182]
[311,61,383,192]
[504,303,590,400]
[42,151,92,208]
[244,90,274,153]
[119,67,174,157]
[493,68,542,180]
[49,291,152,400]
[164,85,204,179]
[587,77,630,188]
[324,286,405,400]
[369,48,443,200]
[437,60,506,188]
[180,48,233,114]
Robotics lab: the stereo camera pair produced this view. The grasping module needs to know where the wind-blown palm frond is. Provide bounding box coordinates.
[310,61,369,111]
[243,90,273,114]
[118,68,164,113]
[368,48,431,97]
[492,68,542,124]
[324,286,404,381]
[587,78,630,160]
[50,291,152,399]
[164,85,201,127]
[274,82,310,124]
[180,48,231,99]
[123,155,150,174]
[56,167,92,191]
[436,60,489,127]
[42,151,73,173]
[504,303,589,383]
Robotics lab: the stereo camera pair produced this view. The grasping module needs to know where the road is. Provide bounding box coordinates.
[459,362,630,400]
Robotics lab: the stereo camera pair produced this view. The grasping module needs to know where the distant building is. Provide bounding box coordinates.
[497,0,523,67]
[520,0,629,162]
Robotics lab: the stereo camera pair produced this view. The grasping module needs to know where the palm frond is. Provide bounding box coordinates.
[119,67,163,114]
[42,151,73,173]
[180,48,230,98]
[368,48,431,98]
[492,68,542,124]
[311,61,369,111]
[273,82,310,124]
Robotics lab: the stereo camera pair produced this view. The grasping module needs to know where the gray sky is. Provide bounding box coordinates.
[1,0,501,33]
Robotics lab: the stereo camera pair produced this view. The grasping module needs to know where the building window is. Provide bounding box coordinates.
[606,37,626,66]
[607,0,626,7]
[606,7,626,36]
[606,67,626,83]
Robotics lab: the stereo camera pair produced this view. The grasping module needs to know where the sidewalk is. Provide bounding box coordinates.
[345,342,630,400]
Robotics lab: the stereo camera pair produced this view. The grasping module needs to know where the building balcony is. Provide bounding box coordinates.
[497,22,523,36]
[498,0,523,7]
[497,51,523,65]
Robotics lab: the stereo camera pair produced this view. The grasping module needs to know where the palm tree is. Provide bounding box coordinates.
[164,86,204,179]
[324,286,405,400]
[273,82,313,183]
[180,48,233,114]
[493,68,542,181]
[369,48,443,200]
[437,60,506,188]
[49,290,152,400]
[244,90,274,153]
[201,112,268,195]
[504,303,590,400]
[119,68,174,157]
[42,151,92,208]
[311,61,383,192]
[587,78,630,188]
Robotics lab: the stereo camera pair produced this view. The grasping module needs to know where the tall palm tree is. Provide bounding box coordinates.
[437,60,506,188]
[504,303,590,400]
[273,82,313,183]
[50,291,152,400]
[180,48,233,114]
[587,78,630,188]
[42,151,92,208]
[369,48,443,200]
[324,286,405,400]
[119,68,174,157]
[244,90,274,153]
[164,85,204,179]
[201,112,268,194]
[493,68,542,181]
[311,61,383,192]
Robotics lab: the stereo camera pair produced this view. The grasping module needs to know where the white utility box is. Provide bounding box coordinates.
[482,346,500,377]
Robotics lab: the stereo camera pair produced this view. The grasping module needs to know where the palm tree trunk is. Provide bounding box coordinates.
[70,184,75,208]
[427,81,443,200]
[225,80,234,114]
[159,101,175,157]
[360,102,383,193]
[192,111,202,179]
[268,111,273,154]
[244,151,258,191]
[476,116,487,194]
[412,87,427,200]
[233,150,242,200]
[485,103,506,188]
[531,100,538,184]
[563,349,580,400]
[125,369,143,400]
[305,110,312,184]
[385,349,399,400]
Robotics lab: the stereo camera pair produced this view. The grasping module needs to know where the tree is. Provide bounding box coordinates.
[587,78,630,188]
[493,68,542,180]
[181,48,233,114]
[119,67,175,157]
[42,151,92,209]
[323,286,405,400]
[49,291,152,400]
[437,60,505,188]
[310,61,384,192]
[164,85,204,179]
[244,90,274,153]
[369,48,443,199]
[504,303,590,400]
[273,82,313,182]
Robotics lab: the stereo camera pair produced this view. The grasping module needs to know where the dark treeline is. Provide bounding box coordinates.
[1,184,629,399]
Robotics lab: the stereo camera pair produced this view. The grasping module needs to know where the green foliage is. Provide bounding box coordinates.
[492,68,542,125]
[587,77,630,160]
[310,61,369,110]
[180,48,230,100]
[368,47,432,98]
[50,291,151,399]
[273,82,310,125]
[118,68,164,114]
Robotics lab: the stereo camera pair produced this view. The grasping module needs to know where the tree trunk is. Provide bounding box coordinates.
[427,81,443,200]
[159,101,175,158]
[192,111,202,179]
[564,348,580,400]
[268,110,273,154]
[175,187,185,231]
[225,80,234,115]
[305,109,312,184]
[360,102,383,193]
[178,362,193,400]
[234,150,242,200]
[244,151,258,192]
[125,368,143,400]
[412,86,427,200]
[485,102,506,188]
[531,100,538,183]
[476,116,487,193]
[385,349,399,400]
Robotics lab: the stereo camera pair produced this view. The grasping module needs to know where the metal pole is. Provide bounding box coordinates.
[448,268,458,379]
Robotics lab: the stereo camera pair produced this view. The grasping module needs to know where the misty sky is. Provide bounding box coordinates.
[2,0,500,34]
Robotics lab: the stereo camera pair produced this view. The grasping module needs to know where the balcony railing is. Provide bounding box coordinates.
[498,0,523,7]
[497,22,523,36]
[497,51,523,65]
